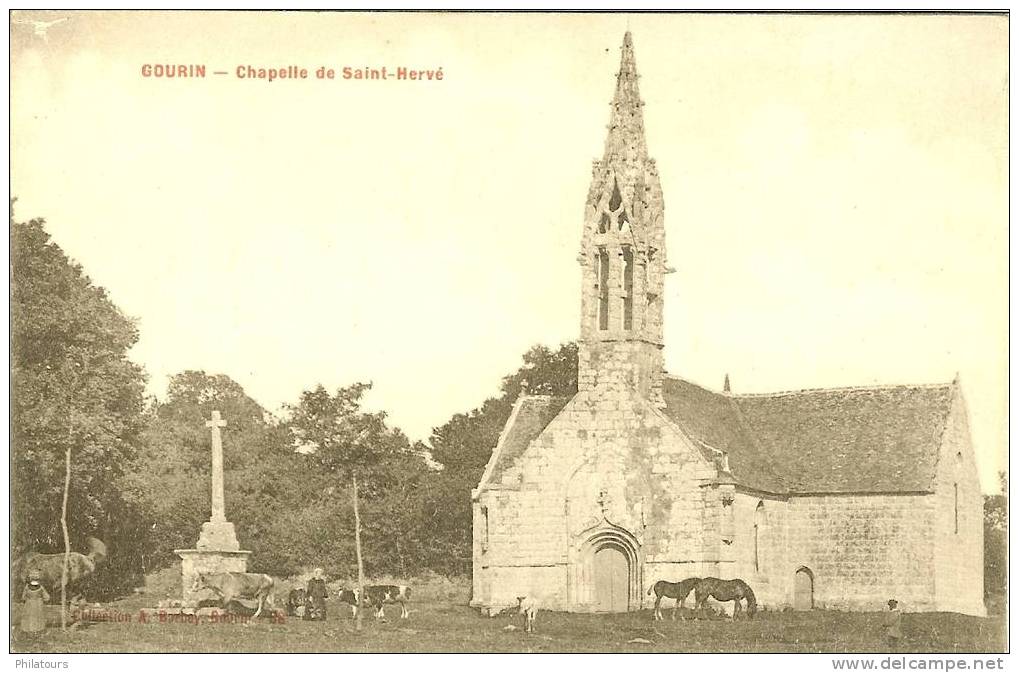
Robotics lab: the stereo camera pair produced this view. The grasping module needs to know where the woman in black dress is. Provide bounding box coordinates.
[304,568,328,621]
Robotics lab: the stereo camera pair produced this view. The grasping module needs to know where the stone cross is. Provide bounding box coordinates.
[206,411,228,523]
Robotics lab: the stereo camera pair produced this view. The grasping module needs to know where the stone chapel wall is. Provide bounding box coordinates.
[931,391,986,616]
[730,492,791,608]
[475,387,716,611]
[785,494,936,611]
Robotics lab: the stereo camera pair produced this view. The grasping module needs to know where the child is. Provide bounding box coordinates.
[882,599,902,650]
[20,571,50,636]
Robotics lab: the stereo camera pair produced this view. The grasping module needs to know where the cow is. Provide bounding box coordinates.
[191,572,275,619]
[517,595,537,633]
[337,585,411,620]
[286,587,306,618]
[13,538,107,602]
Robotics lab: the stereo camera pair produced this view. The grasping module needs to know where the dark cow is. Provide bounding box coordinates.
[14,538,107,601]
[192,572,275,619]
[337,585,411,619]
[286,587,306,618]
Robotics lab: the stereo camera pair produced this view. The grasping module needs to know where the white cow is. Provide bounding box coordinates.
[516,595,538,633]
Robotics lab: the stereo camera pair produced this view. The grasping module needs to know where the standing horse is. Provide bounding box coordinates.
[694,577,757,620]
[647,578,701,620]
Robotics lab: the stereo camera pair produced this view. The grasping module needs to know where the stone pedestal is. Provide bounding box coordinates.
[197,520,240,551]
[175,548,252,606]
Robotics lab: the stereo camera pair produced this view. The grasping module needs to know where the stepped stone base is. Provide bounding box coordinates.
[174,548,251,606]
[197,520,240,551]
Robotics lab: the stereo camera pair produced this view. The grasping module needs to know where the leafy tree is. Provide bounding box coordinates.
[428,343,578,478]
[422,342,579,569]
[119,370,308,572]
[984,471,1007,610]
[287,382,408,629]
[11,211,147,600]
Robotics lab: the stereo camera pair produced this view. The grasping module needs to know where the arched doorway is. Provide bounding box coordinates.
[593,543,629,612]
[573,523,641,612]
[794,567,814,610]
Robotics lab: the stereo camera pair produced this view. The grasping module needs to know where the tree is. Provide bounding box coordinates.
[119,370,307,573]
[422,342,579,568]
[428,343,578,478]
[287,383,406,630]
[11,211,147,607]
[984,471,1007,610]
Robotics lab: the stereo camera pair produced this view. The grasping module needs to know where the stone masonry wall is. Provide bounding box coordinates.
[578,340,664,407]
[784,494,935,611]
[729,492,791,608]
[932,390,985,616]
[474,385,716,611]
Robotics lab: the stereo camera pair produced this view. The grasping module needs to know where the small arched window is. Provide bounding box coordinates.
[754,501,766,572]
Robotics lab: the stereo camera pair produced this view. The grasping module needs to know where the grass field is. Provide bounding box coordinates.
[12,581,1006,654]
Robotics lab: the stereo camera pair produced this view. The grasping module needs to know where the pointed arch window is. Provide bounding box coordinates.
[754,501,766,573]
[622,246,634,330]
[597,248,610,330]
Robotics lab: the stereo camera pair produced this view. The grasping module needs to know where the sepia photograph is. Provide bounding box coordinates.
[8,9,1008,657]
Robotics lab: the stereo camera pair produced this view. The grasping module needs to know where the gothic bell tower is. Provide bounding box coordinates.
[578,31,667,407]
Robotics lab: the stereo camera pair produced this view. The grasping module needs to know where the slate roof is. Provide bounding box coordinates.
[661,376,955,494]
[479,378,955,496]
[481,395,571,488]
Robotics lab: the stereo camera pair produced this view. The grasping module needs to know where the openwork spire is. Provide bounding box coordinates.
[578,31,668,407]
[603,31,648,163]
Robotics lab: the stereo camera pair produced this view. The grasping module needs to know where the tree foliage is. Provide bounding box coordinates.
[12,210,584,593]
[984,471,1007,608]
[428,343,578,478]
[11,212,148,597]
[421,342,579,566]
[119,370,301,571]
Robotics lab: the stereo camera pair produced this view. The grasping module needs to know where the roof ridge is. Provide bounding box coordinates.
[661,374,729,396]
[731,381,954,399]
[664,373,953,398]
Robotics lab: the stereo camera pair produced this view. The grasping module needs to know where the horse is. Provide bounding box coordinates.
[647,577,701,620]
[694,577,757,620]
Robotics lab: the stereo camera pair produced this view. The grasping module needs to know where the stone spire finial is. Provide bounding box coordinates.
[603,31,648,163]
[723,373,731,393]
[519,378,529,398]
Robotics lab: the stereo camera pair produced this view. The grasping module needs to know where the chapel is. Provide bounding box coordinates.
[470,32,985,616]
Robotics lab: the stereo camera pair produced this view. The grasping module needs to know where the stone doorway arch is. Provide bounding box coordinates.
[794,566,815,610]
[574,524,642,612]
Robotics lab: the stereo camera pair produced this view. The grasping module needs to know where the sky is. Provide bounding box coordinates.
[10,11,1007,492]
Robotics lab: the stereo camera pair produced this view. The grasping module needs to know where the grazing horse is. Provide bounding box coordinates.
[647,577,701,620]
[694,577,757,620]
